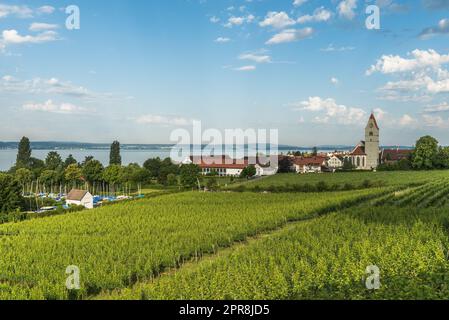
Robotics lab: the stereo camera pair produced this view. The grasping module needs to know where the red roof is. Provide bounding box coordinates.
[293,156,326,166]
[382,149,413,162]
[351,145,366,156]
[190,156,248,169]
[369,113,379,130]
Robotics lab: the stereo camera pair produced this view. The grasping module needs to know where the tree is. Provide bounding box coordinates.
[158,158,179,185]
[40,170,58,189]
[412,136,439,170]
[82,156,95,167]
[103,165,123,192]
[29,157,46,179]
[82,159,104,188]
[143,157,162,178]
[240,165,257,179]
[65,164,83,188]
[180,164,200,189]
[0,173,23,214]
[15,168,32,194]
[206,176,218,191]
[278,156,294,173]
[132,168,151,187]
[166,173,178,186]
[45,151,63,171]
[434,147,449,169]
[64,154,78,168]
[312,147,318,157]
[109,141,122,165]
[16,137,32,168]
[342,158,355,171]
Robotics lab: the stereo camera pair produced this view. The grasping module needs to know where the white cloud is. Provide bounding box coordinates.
[266,28,314,45]
[239,52,271,63]
[224,14,254,28]
[37,5,55,14]
[422,114,449,128]
[214,37,230,43]
[2,75,14,82]
[29,23,58,31]
[331,77,339,85]
[292,96,367,125]
[321,44,355,52]
[293,0,308,7]
[0,4,33,19]
[370,49,449,100]
[297,7,332,24]
[367,49,449,75]
[420,18,449,38]
[337,0,358,20]
[2,29,58,45]
[398,114,418,126]
[259,11,296,29]
[135,114,195,126]
[23,100,88,114]
[0,76,97,99]
[234,65,256,71]
[423,102,449,113]
[210,16,220,23]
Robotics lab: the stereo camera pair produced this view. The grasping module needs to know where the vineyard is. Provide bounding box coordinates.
[372,180,449,208]
[104,205,449,300]
[229,170,449,191]
[0,189,383,300]
[1,171,449,300]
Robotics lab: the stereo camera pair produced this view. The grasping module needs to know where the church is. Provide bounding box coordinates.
[348,113,380,170]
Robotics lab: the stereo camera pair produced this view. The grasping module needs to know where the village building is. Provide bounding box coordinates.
[327,155,344,169]
[348,113,380,170]
[255,164,278,177]
[380,148,414,164]
[293,156,327,174]
[66,189,94,209]
[186,156,278,177]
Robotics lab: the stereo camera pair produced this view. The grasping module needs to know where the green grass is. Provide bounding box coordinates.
[228,170,449,190]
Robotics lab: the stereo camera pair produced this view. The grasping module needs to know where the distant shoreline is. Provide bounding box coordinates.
[0,142,414,151]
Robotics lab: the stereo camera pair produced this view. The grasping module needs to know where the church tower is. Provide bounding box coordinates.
[365,113,380,169]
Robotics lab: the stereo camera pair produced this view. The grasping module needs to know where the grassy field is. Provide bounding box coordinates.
[228,171,449,190]
[1,170,449,300]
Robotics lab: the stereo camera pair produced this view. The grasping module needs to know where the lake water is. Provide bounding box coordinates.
[0,147,333,171]
[0,149,173,171]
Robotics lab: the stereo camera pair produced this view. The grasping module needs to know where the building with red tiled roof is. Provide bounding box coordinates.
[293,156,327,174]
[381,149,414,164]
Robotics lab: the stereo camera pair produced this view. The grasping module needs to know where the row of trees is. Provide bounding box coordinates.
[379,136,449,171]
[9,137,204,197]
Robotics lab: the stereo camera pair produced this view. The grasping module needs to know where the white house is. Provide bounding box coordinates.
[255,164,278,176]
[293,156,327,174]
[66,189,94,209]
[327,156,343,169]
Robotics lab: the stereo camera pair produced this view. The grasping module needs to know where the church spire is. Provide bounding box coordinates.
[369,112,379,130]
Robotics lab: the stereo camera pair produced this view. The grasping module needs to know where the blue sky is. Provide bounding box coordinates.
[0,0,449,146]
